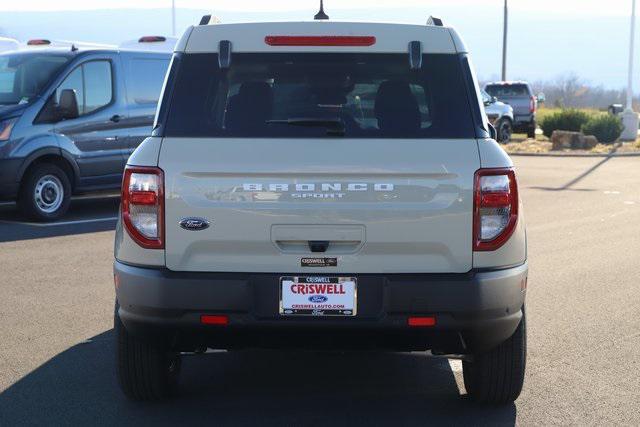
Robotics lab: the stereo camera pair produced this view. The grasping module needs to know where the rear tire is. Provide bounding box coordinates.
[463,309,526,404]
[18,163,71,221]
[527,124,536,139]
[115,303,181,401]
[496,118,513,144]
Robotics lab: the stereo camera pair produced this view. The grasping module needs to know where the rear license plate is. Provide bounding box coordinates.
[279,276,357,316]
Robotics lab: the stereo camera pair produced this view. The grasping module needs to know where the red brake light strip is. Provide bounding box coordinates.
[265,36,376,47]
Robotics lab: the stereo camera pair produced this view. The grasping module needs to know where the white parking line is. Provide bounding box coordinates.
[0,216,118,227]
[448,359,467,395]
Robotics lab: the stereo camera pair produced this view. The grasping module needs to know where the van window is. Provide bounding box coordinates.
[0,52,71,105]
[163,53,476,139]
[56,60,113,115]
[84,61,112,113]
[127,58,169,105]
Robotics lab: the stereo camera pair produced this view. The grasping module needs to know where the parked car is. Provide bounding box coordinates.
[114,17,528,405]
[484,81,537,138]
[482,89,514,143]
[0,38,171,220]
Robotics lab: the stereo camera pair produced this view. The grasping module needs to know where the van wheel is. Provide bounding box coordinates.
[18,163,71,221]
[463,309,526,404]
[496,118,513,144]
[115,303,181,401]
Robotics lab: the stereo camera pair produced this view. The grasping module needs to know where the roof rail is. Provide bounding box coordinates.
[426,16,444,27]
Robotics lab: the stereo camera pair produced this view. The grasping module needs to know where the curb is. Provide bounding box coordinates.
[507,151,640,158]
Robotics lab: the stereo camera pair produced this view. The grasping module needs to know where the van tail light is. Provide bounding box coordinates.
[473,168,518,251]
[529,96,536,113]
[122,166,164,249]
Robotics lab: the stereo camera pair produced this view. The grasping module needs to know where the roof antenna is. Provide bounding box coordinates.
[314,0,329,20]
[71,44,78,52]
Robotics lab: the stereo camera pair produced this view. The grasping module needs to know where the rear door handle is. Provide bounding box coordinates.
[110,114,123,123]
[105,137,117,142]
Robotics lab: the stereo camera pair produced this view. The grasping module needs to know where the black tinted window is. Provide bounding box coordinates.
[128,58,169,105]
[164,53,476,138]
[485,84,530,97]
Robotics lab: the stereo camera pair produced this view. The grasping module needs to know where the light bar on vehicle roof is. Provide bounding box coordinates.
[138,36,167,43]
[264,35,376,47]
[27,39,51,46]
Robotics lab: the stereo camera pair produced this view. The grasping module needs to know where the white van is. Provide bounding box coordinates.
[113,16,528,405]
[0,37,20,53]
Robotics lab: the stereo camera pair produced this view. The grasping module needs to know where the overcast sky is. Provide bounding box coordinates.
[0,0,635,16]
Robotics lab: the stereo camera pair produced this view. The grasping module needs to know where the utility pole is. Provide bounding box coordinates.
[171,0,176,36]
[622,0,639,140]
[501,0,508,81]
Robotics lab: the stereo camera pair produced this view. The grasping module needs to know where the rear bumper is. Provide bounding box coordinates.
[513,113,536,129]
[114,261,528,354]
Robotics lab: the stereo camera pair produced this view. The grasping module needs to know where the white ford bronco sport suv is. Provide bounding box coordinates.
[113,16,528,404]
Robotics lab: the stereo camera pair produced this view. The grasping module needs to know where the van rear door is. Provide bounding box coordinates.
[158,47,481,274]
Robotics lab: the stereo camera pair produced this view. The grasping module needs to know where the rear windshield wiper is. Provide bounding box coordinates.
[266,118,345,136]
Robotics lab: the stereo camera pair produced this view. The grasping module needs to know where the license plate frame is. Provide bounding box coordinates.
[279,276,357,317]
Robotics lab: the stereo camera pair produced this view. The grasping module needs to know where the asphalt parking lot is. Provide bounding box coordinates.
[0,156,638,426]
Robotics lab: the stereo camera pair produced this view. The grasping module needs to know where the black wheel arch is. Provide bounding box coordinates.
[17,148,80,191]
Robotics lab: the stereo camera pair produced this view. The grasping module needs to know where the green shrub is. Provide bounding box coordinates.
[581,114,623,144]
[540,109,593,138]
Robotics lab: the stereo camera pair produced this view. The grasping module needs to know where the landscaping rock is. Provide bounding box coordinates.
[583,135,599,149]
[551,130,585,150]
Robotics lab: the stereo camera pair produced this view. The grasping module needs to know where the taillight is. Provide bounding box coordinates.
[122,166,164,249]
[265,36,376,46]
[473,168,518,251]
[529,96,536,113]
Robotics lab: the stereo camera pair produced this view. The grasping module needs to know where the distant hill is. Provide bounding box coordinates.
[0,6,635,89]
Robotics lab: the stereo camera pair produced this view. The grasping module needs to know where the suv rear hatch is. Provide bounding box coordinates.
[157,25,481,273]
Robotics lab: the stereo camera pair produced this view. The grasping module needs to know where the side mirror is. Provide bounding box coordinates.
[487,122,497,140]
[58,89,79,120]
[492,96,498,103]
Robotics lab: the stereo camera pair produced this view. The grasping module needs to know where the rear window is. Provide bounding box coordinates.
[485,84,530,98]
[163,53,476,139]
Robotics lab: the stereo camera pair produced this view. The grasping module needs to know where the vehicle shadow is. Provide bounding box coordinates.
[0,330,516,426]
[0,195,119,243]
[529,148,618,192]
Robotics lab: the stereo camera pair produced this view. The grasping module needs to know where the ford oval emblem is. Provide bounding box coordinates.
[179,217,210,231]
[309,295,328,303]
